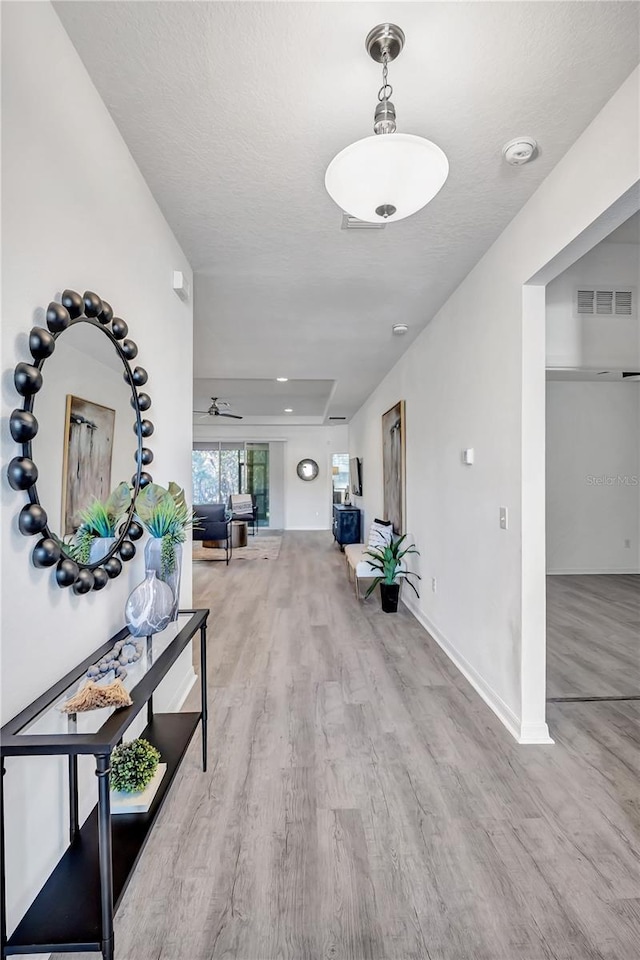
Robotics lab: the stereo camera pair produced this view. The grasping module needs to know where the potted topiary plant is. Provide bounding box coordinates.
[134,482,197,620]
[73,482,132,564]
[364,535,421,612]
[111,737,160,794]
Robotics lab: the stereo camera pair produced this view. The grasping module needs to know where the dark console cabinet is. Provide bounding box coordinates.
[332,504,362,548]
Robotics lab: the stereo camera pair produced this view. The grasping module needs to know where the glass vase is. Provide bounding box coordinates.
[144,539,182,622]
[89,537,116,565]
[125,570,173,637]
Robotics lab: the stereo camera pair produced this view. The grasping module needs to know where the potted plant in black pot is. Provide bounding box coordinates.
[364,535,421,612]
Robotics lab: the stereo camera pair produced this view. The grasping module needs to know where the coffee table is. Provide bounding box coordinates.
[231,520,248,548]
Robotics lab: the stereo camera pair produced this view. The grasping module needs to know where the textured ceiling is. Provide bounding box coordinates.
[194,378,334,420]
[55,1,640,420]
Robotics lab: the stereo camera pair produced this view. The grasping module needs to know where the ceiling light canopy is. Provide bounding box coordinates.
[325,24,449,224]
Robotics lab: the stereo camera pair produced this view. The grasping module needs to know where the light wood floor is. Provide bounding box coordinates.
[547,574,640,699]
[55,533,640,960]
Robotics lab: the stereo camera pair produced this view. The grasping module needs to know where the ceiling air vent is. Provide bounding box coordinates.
[341,213,386,230]
[577,289,595,314]
[615,290,633,315]
[596,290,613,315]
[575,287,635,318]
[329,416,347,420]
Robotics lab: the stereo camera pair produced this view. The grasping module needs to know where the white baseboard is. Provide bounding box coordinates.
[547,568,640,575]
[402,596,553,745]
[285,525,331,531]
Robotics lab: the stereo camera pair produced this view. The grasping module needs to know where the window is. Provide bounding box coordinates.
[192,442,270,526]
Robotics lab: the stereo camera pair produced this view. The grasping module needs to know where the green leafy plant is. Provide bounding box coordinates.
[111,738,160,793]
[135,482,197,576]
[72,483,132,563]
[364,535,421,598]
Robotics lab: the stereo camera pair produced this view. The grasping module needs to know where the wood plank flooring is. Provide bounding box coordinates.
[53,533,640,960]
[547,574,640,699]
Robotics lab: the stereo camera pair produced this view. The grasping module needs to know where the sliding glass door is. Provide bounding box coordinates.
[192,442,270,527]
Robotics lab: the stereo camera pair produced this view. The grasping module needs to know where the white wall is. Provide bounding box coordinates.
[193,424,348,529]
[349,66,639,744]
[546,241,640,369]
[1,2,193,939]
[546,381,640,574]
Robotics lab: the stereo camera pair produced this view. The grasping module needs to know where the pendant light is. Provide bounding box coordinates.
[325,24,449,224]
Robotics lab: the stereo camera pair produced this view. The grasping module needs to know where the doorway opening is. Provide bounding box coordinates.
[544,211,640,704]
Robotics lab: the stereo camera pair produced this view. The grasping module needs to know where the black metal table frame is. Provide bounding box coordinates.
[0,609,209,960]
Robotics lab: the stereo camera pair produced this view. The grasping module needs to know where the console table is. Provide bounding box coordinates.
[0,609,209,960]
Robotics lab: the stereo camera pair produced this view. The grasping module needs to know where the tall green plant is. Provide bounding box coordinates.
[73,483,132,563]
[363,535,421,599]
[135,482,197,575]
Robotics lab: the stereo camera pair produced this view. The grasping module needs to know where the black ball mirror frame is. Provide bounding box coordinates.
[7,289,153,595]
[296,458,319,481]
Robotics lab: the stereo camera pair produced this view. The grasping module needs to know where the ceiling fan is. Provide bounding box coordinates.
[194,397,243,420]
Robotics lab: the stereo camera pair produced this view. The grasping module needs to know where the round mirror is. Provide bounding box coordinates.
[8,289,153,594]
[34,323,136,563]
[296,458,319,481]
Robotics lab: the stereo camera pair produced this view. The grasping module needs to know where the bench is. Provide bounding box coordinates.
[344,542,405,600]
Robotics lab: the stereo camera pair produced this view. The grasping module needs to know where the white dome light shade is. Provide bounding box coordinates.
[325,133,449,223]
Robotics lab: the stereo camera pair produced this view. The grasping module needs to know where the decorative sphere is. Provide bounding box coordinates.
[14,363,43,397]
[111,318,128,340]
[73,569,95,594]
[56,557,80,587]
[92,567,109,590]
[46,302,71,333]
[135,472,153,488]
[119,540,136,561]
[127,520,144,541]
[7,457,38,491]
[98,300,113,324]
[82,291,103,318]
[132,392,151,411]
[29,327,56,360]
[18,503,48,536]
[136,419,154,438]
[121,339,138,360]
[10,409,38,443]
[135,447,153,466]
[104,556,122,579]
[61,289,83,319]
[32,537,61,568]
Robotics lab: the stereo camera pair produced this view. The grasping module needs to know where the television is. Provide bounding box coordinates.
[349,457,362,497]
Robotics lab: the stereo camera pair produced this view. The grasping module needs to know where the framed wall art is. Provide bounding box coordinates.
[381,400,405,535]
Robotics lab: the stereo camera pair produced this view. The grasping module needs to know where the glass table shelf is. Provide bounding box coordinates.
[16,613,194,738]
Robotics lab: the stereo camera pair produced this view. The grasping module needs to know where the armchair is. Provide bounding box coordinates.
[193,503,232,564]
[228,494,258,535]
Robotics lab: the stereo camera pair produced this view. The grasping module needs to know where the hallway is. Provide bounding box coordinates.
[56,532,640,959]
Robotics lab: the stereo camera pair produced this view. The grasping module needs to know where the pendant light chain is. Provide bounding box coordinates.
[378,51,393,104]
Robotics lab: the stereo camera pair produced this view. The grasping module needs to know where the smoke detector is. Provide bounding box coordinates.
[392,323,409,335]
[502,137,537,166]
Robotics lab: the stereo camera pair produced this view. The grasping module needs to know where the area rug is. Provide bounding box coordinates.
[193,535,282,563]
